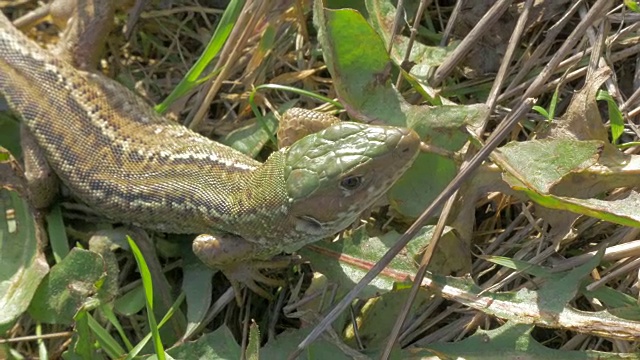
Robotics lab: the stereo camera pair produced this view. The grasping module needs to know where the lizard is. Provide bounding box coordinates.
[0,10,421,299]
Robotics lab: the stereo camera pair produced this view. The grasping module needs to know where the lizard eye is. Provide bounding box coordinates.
[340,175,363,191]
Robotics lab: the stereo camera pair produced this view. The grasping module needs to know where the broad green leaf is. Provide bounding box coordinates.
[499,138,603,193]
[427,322,617,359]
[114,285,146,316]
[0,190,49,332]
[221,100,297,156]
[180,246,214,340]
[64,309,94,359]
[418,258,640,341]
[164,327,241,359]
[260,327,350,360]
[367,0,454,80]
[299,226,448,299]
[313,4,484,218]
[536,248,603,312]
[343,288,432,349]
[396,104,487,218]
[517,189,640,228]
[482,254,640,321]
[583,285,639,309]
[28,248,105,325]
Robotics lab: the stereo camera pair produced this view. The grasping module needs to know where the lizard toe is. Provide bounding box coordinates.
[219,261,287,303]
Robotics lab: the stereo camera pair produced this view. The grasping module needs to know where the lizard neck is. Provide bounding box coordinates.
[224,150,296,246]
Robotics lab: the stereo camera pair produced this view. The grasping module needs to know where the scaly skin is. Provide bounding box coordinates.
[0,12,420,296]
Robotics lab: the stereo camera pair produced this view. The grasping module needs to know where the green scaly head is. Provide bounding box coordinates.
[279,121,420,251]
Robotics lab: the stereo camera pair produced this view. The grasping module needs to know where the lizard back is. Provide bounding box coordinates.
[0,14,268,234]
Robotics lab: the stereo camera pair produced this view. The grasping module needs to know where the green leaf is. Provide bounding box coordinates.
[0,190,49,332]
[584,285,639,309]
[548,82,560,120]
[343,288,432,350]
[532,105,550,120]
[537,248,604,311]
[596,90,624,144]
[46,203,70,262]
[313,4,484,218]
[392,104,485,218]
[427,322,603,359]
[499,138,603,193]
[220,100,295,157]
[127,236,165,359]
[98,305,133,352]
[299,226,435,299]
[625,0,640,12]
[0,115,20,158]
[28,248,105,325]
[367,0,454,81]
[86,312,125,358]
[114,285,146,316]
[518,189,640,228]
[260,328,350,360]
[166,327,241,359]
[180,246,214,340]
[314,6,407,126]
[64,309,94,359]
[246,321,260,360]
[155,0,246,113]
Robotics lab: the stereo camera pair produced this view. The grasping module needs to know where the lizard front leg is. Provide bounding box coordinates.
[192,234,293,303]
[21,125,59,209]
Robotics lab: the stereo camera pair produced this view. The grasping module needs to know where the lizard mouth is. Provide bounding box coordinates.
[295,215,325,235]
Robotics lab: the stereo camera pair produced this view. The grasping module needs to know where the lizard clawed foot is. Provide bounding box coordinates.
[217,257,294,303]
[193,234,296,304]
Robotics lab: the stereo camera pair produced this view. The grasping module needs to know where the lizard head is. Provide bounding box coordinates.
[283,122,420,247]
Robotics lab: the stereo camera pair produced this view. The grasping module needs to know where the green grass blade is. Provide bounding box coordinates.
[155,0,246,113]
